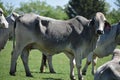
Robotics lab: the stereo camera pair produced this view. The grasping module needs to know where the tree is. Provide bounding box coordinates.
[0,0,14,16]
[0,0,7,16]
[5,3,14,16]
[106,9,120,24]
[65,0,107,19]
[115,0,120,8]
[106,0,120,24]
[15,0,68,20]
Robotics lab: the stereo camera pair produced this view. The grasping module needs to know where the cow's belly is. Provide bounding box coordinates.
[33,39,70,54]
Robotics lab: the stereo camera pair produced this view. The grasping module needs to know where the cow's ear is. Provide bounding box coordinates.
[70,17,84,34]
[69,22,83,34]
[12,12,20,19]
[105,21,111,28]
[36,17,48,34]
[89,18,95,26]
[104,21,111,32]
[41,20,49,27]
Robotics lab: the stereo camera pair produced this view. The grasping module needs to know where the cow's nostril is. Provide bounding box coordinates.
[97,30,104,35]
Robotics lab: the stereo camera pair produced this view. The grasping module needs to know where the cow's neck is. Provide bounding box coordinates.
[94,25,118,57]
[0,28,9,51]
[104,25,118,50]
[87,25,99,53]
[71,24,99,58]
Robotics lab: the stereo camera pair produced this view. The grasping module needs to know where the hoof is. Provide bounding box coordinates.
[70,76,76,80]
[9,72,15,76]
[79,77,84,80]
[50,71,56,74]
[82,70,87,75]
[82,72,86,75]
[26,74,33,77]
[40,71,43,73]
[40,69,45,73]
[92,70,96,75]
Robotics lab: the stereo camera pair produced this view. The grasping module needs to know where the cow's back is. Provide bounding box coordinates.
[15,13,72,54]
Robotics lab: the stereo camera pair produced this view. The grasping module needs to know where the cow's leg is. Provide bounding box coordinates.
[70,58,76,80]
[74,50,83,80]
[9,47,22,76]
[40,53,47,73]
[82,58,91,75]
[47,55,56,73]
[65,52,76,80]
[40,53,56,73]
[92,55,97,75]
[82,52,93,75]
[11,50,17,73]
[21,49,33,77]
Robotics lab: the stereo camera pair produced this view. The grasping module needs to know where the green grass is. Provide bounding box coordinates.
[0,41,112,80]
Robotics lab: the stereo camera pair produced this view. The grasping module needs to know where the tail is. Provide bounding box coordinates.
[13,20,16,49]
[12,15,21,49]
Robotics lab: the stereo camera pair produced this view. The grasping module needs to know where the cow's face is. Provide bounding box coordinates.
[0,8,8,28]
[94,12,111,35]
[6,12,20,40]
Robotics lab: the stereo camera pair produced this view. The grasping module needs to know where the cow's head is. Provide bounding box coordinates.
[91,12,111,35]
[6,12,20,40]
[0,8,8,28]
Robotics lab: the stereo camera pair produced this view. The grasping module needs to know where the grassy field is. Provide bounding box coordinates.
[0,41,112,80]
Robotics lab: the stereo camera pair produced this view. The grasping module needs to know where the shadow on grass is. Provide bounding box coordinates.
[30,71,63,74]
[17,71,65,80]
[42,77,63,80]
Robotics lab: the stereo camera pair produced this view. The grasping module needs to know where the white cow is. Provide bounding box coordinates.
[0,8,8,28]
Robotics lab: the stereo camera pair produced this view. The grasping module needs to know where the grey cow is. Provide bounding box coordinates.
[0,8,8,28]
[94,48,120,80]
[0,12,19,51]
[9,12,107,80]
[0,10,17,51]
[82,22,120,75]
[39,12,111,74]
[7,12,57,73]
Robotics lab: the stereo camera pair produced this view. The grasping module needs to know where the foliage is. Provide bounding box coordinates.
[0,0,7,16]
[5,3,14,16]
[0,0,14,16]
[106,9,120,24]
[65,0,107,19]
[106,0,120,24]
[115,0,120,8]
[15,0,68,20]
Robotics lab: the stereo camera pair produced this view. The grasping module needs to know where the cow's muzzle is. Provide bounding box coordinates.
[97,30,104,35]
[0,22,9,28]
